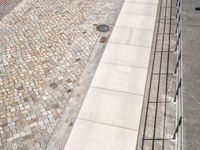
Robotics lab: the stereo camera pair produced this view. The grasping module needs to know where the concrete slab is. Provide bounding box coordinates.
[78,87,143,130]
[121,2,158,16]
[64,119,138,150]
[125,0,159,4]
[63,0,159,149]
[109,27,154,47]
[101,43,151,68]
[91,62,147,95]
[116,13,156,30]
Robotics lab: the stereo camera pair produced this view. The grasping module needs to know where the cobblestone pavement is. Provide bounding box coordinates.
[0,0,118,149]
[0,0,22,19]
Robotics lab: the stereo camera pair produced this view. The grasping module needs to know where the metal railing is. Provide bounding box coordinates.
[172,0,183,150]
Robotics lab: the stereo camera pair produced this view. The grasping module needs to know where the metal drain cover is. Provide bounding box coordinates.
[96,24,109,32]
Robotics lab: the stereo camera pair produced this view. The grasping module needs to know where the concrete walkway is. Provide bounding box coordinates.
[64,0,159,150]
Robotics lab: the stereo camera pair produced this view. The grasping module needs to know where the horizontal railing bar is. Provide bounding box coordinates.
[149,101,172,103]
[153,73,174,75]
[143,138,171,141]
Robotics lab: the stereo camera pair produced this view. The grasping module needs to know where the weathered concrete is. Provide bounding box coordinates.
[182,0,200,149]
[136,0,177,149]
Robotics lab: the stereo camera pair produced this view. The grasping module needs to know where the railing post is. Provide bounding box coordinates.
[174,51,182,74]
[175,15,181,34]
[175,31,181,52]
[173,79,182,103]
[172,116,183,140]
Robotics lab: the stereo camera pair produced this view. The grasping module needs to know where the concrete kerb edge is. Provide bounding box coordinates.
[46,0,125,149]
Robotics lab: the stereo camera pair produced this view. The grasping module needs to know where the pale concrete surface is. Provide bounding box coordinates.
[65,119,138,150]
[101,43,151,68]
[116,14,156,30]
[78,87,143,130]
[109,27,154,47]
[64,0,159,149]
[120,3,157,16]
[91,63,147,95]
[125,0,158,4]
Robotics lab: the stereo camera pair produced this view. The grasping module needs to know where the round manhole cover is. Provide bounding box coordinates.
[96,24,109,32]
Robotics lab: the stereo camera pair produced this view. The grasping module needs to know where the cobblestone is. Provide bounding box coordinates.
[0,0,118,149]
[0,0,22,19]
